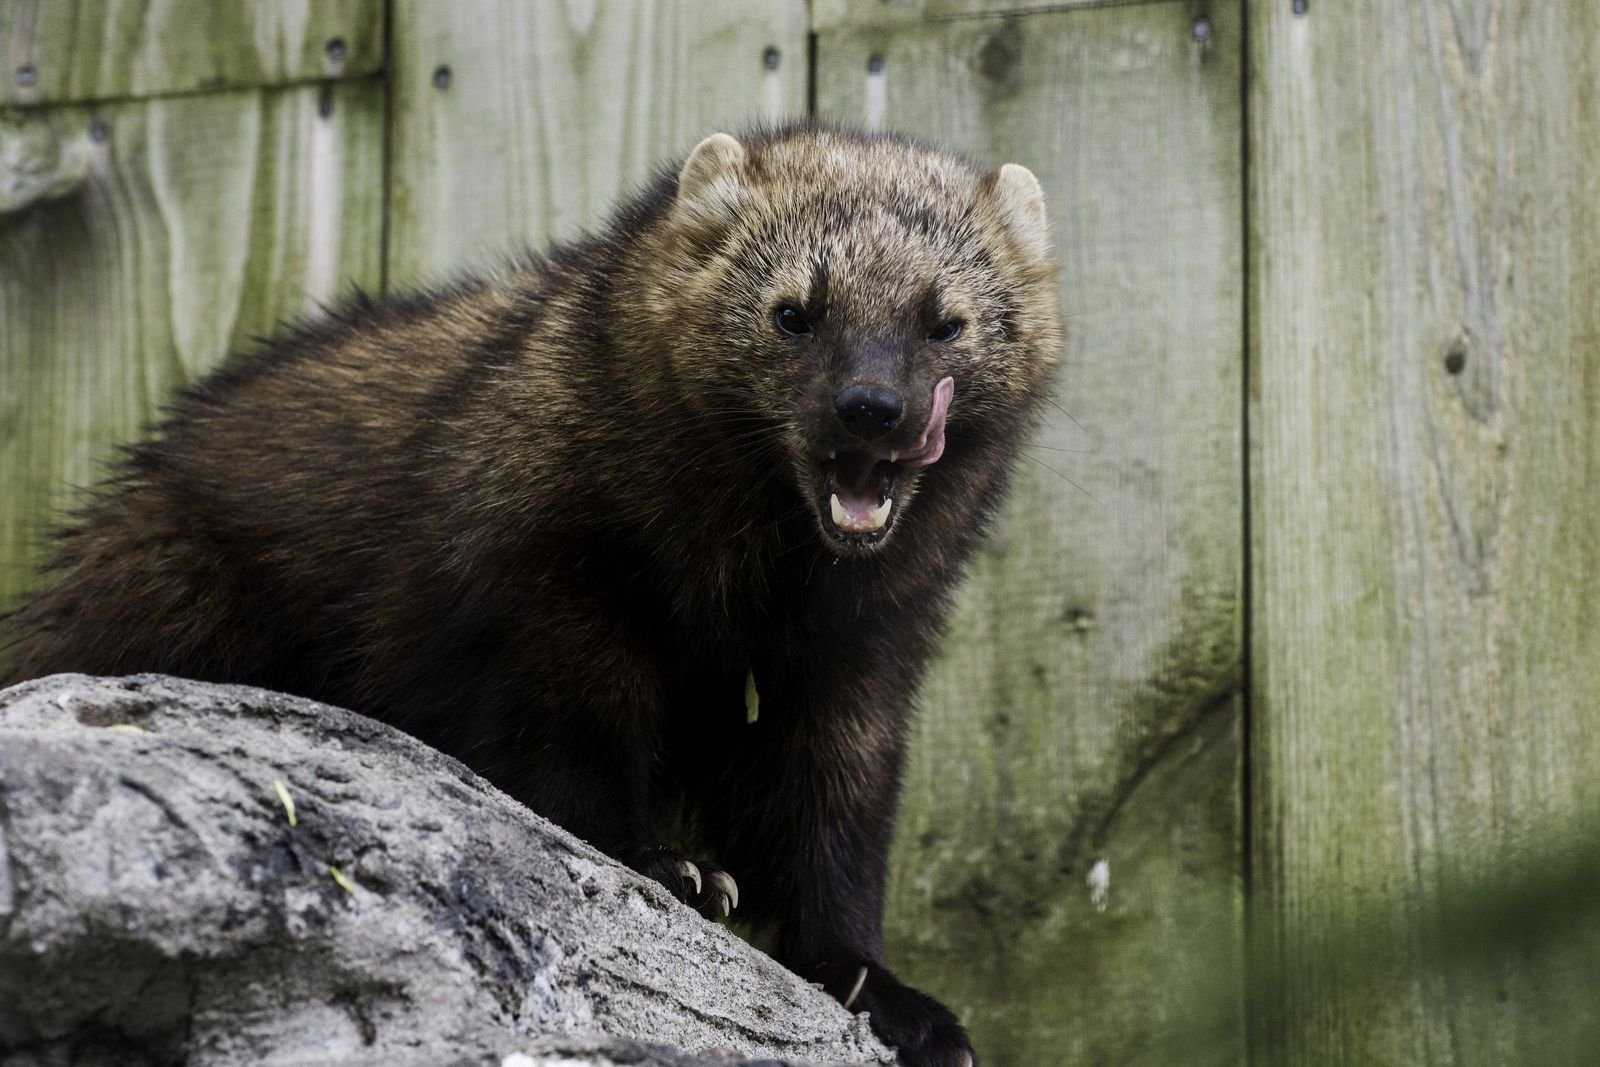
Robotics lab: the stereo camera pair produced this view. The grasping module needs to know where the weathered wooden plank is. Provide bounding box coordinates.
[387,0,809,288]
[0,82,384,620]
[1250,0,1600,1061]
[0,0,384,107]
[813,0,1172,31]
[818,5,1244,1064]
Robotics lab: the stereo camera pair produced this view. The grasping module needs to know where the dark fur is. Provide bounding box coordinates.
[4,124,1061,1065]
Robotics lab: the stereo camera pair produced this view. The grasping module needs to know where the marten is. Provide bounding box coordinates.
[4,124,1062,1066]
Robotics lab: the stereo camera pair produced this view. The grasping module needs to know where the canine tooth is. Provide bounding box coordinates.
[828,449,836,460]
[830,493,846,527]
[889,449,899,463]
[867,497,892,530]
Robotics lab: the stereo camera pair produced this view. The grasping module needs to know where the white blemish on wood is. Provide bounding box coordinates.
[864,64,886,130]
[563,0,597,36]
[1087,858,1110,912]
[304,92,340,304]
[762,64,784,122]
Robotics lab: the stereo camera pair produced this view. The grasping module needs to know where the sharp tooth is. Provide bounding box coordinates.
[828,449,836,460]
[889,449,899,463]
[831,494,893,533]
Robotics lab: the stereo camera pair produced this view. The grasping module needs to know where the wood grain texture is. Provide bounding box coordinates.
[813,0,1171,31]
[1250,0,1600,1060]
[0,0,383,106]
[818,5,1244,1063]
[386,0,809,288]
[0,82,384,619]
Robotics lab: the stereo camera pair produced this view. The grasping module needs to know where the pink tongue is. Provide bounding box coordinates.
[835,452,883,519]
[835,494,881,528]
[833,457,881,528]
[902,376,955,470]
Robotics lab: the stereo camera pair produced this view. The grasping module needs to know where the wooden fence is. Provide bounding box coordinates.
[2,2,1595,1063]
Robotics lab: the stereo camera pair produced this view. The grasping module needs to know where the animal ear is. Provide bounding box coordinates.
[990,162,1050,261]
[675,132,748,231]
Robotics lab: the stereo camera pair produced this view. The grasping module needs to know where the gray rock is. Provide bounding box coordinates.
[0,674,893,1067]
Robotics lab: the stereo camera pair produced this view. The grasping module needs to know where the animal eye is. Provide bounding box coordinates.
[774,305,813,337]
[928,319,965,342]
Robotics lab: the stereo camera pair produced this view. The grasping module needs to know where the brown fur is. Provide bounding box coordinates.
[4,124,1061,1065]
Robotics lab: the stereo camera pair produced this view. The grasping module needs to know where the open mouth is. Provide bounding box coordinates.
[819,376,954,548]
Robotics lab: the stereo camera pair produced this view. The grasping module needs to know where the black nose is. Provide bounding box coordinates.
[834,385,904,440]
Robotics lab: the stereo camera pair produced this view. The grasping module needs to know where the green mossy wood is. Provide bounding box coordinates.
[386,0,809,287]
[0,0,383,106]
[1249,0,1600,1060]
[1,80,384,625]
[814,0,1124,30]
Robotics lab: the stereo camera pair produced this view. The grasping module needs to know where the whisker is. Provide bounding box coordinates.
[1024,443,1096,455]
[1024,453,1100,505]
[1043,398,1087,434]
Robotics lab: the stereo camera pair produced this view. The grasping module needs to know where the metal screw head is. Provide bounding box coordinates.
[1293,0,1309,14]
[1191,15,1213,43]
[867,54,885,75]
[89,117,111,143]
[325,37,347,64]
[763,46,781,70]
[16,64,37,87]
[432,64,451,90]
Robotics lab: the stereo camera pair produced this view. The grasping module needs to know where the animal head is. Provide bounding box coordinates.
[633,125,1062,556]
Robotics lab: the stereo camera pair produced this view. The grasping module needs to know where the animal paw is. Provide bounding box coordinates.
[813,960,973,1067]
[625,846,739,920]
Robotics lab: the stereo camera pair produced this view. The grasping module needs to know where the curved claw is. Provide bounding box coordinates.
[842,965,868,1010]
[704,869,739,912]
[675,859,702,897]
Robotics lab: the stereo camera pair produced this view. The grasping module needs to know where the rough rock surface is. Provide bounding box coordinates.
[0,674,894,1066]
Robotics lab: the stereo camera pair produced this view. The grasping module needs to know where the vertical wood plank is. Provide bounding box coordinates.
[814,0,1151,30]
[387,0,810,288]
[0,82,384,619]
[819,4,1244,1063]
[0,0,384,106]
[1250,0,1600,1060]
